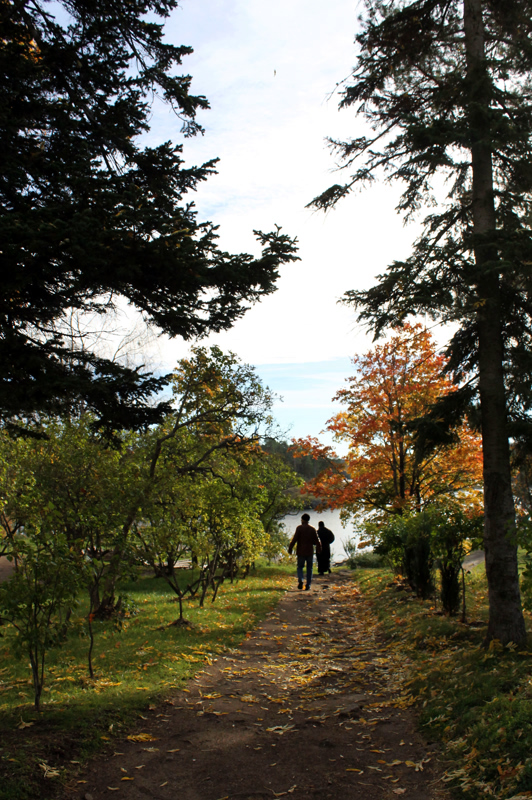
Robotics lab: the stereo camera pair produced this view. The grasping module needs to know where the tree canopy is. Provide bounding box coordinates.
[0,0,298,431]
[312,0,532,644]
[293,324,483,520]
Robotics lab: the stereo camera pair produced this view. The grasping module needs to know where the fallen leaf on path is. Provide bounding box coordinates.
[127,733,158,742]
[39,763,60,778]
[392,790,406,795]
[121,777,134,781]
[266,724,296,734]
[270,787,297,798]
[17,719,34,730]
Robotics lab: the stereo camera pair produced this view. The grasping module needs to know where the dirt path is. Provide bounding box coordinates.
[0,556,14,583]
[67,572,450,800]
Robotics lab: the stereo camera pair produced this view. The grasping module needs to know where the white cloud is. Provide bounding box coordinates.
[141,0,432,442]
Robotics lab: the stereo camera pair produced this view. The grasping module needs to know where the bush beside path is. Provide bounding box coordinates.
[68,572,449,800]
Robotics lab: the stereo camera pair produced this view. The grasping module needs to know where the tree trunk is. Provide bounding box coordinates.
[464,0,526,645]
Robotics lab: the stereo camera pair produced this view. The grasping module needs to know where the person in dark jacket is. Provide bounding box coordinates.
[288,513,321,590]
[316,520,335,575]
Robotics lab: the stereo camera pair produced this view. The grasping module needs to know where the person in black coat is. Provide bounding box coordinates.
[316,521,334,575]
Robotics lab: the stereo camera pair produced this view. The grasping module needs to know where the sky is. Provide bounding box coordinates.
[142,0,423,448]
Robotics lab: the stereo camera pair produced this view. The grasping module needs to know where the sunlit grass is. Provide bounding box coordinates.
[354,564,532,800]
[0,561,292,800]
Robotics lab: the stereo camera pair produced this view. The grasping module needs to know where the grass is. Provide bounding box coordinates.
[353,564,532,800]
[0,561,292,800]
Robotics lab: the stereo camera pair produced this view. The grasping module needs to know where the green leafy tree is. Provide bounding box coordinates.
[189,474,268,604]
[247,451,303,559]
[133,442,301,619]
[0,0,298,431]
[0,418,142,619]
[82,345,279,614]
[312,0,532,644]
[132,472,202,624]
[0,418,144,675]
[0,531,81,711]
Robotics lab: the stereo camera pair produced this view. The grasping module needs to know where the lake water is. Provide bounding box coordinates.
[280,508,357,563]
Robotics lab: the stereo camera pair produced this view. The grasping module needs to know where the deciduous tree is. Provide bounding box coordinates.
[293,325,483,518]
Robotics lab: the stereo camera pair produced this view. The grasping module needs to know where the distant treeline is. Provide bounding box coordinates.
[263,438,333,482]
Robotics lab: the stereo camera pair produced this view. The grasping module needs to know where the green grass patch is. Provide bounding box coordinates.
[353,565,532,800]
[0,561,292,800]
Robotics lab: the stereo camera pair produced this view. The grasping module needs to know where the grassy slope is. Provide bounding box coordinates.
[354,564,532,800]
[0,563,292,800]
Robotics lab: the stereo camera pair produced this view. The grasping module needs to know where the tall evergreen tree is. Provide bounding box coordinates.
[311,0,532,644]
[0,0,298,431]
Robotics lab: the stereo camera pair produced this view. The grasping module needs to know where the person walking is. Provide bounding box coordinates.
[316,520,335,575]
[288,513,321,591]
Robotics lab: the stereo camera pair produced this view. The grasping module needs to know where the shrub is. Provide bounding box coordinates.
[344,537,385,569]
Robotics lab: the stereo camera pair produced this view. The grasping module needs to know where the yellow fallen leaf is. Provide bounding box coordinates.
[121,777,134,781]
[107,788,119,792]
[17,719,34,730]
[127,733,158,742]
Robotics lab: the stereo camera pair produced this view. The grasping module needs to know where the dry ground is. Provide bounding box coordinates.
[66,571,451,800]
[0,557,14,583]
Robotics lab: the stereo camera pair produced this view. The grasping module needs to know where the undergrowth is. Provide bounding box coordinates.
[355,565,532,800]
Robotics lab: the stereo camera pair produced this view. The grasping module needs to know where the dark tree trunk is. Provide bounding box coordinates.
[464,0,526,645]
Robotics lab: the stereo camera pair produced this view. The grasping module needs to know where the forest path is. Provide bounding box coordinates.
[68,571,450,800]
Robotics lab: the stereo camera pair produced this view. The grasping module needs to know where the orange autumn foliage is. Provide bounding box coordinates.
[292,324,483,519]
